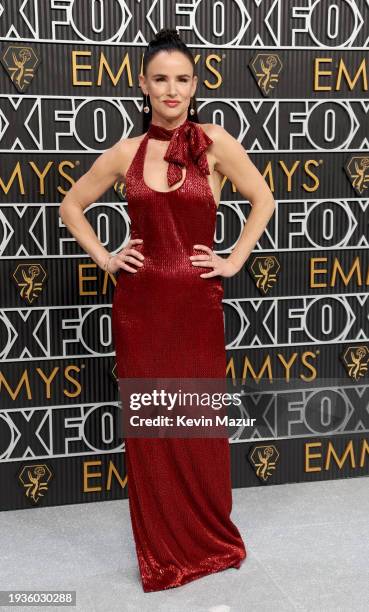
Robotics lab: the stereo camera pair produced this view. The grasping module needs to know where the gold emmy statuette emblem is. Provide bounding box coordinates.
[0,45,41,92]
[248,255,280,295]
[249,53,282,97]
[248,444,280,482]
[340,345,369,381]
[18,464,53,504]
[12,263,47,304]
[113,180,127,201]
[344,156,369,195]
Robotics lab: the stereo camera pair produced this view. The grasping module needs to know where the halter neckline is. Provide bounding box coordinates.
[145,118,213,187]
[146,118,190,141]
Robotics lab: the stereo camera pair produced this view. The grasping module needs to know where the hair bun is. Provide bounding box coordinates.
[154,28,180,42]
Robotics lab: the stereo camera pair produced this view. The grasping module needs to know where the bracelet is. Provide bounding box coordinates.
[103,254,113,272]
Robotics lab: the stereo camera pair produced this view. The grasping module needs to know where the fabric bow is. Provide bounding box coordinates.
[147,119,214,187]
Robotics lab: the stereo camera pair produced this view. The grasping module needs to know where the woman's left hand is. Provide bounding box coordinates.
[190,244,240,278]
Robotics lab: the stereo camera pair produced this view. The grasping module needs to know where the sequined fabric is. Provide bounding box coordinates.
[111,117,247,592]
[146,118,214,187]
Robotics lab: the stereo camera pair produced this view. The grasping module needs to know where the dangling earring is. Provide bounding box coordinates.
[189,97,195,115]
[143,94,150,114]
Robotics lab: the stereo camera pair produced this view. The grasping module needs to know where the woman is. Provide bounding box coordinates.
[59,29,275,592]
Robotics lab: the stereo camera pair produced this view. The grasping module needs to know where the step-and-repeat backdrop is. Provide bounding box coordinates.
[1,1,369,510]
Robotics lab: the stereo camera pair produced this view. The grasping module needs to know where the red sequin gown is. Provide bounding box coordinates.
[112,117,246,592]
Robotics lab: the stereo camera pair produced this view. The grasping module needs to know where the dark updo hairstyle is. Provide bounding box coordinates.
[141,28,200,132]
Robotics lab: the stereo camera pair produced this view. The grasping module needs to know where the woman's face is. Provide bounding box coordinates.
[139,50,197,125]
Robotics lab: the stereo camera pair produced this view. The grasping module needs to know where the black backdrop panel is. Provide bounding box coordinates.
[1,1,369,510]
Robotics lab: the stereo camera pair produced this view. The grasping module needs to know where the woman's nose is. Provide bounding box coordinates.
[167,84,178,96]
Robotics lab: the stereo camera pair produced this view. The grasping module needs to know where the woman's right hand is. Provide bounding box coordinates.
[108,239,145,274]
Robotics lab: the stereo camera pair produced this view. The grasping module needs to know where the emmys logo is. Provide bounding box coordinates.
[249,53,282,96]
[0,45,41,92]
[341,345,369,381]
[114,180,127,202]
[18,464,53,504]
[248,255,279,294]
[248,444,280,482]
[12,263,47,304]
[344,156,369,195]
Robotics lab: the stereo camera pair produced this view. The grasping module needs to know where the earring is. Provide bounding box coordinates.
[143,94,150,114]
[189,97,195,115]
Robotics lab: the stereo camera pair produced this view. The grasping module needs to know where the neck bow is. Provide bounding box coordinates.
[146,119,213,187]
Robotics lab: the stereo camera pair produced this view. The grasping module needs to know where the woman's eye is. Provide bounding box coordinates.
[155,78,189,82]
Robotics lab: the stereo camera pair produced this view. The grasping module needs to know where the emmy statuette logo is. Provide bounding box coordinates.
[344,156,369,195]
[340,345,369,381]
[18,464,53,504]
[114,180,127,201]
[249,53,282,96]
[0,45,41,92]
[12,263,47,304]
[248,444,280,482]
[248,255,280,295]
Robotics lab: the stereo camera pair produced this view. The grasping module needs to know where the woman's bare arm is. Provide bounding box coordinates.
[207,124,276,272]
[59,140,128,270]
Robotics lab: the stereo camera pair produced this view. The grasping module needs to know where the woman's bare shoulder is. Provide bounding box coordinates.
[199,122,242,168]
[119,133,146,150]
[113,134,146,179]
[200,122,227,142]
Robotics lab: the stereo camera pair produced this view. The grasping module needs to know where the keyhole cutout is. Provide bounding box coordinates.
[142,138,187,194]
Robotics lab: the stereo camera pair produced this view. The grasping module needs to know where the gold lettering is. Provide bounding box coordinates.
[97,52,133,87]
[64,365,82,398]
[325,440,355,469]
[79,264,116,296]
[336,58,368,91]
[310,257,327,288]
[72,50,92,86]
[242,356,273,383]
[277,353,297,382]
[106,462,128,490]
[0,162,25,195]
[36,368,59,399]
[314,57,368,91]
[226,357,237,384]
[359,439,369,467]
[29,161,53,195]
[331,256,362,287]
[83,461,102,492]
[305,442,322,472]
[58,161,76,194]
[204,54,222,89]
[303,160,320,192]
[314,58,333,91]
[279,160,300,192]
[301,352,317,381]
[263,161,275,192]
[83,460,128,492]
[0,371,32,400]
[79,264,98,296]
